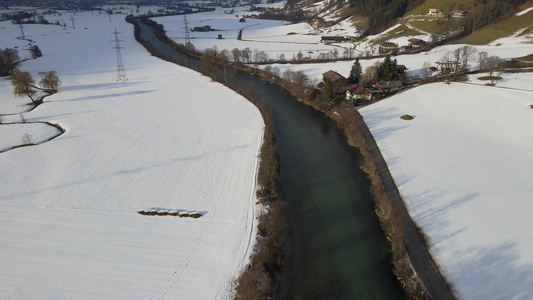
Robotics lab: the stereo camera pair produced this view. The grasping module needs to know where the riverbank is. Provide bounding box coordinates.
[128,17,289,299]
[239,64,456,298]
[131,16,439,299]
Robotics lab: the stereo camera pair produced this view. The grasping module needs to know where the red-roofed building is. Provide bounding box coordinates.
[408,38,426,50]
[346,84,373,102]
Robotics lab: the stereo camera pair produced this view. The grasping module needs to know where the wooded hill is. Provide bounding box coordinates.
[294,0,530,41]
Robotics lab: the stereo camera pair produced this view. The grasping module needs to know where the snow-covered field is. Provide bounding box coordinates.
[154,5,356,61]
[360,83,533,299]
[0,10,263,300]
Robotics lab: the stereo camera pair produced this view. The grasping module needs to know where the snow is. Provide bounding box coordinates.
[360,82,533,299]
[515,6,533,16]
[154,7,354,60]
[0,9,263,300]
[261,41,533,81]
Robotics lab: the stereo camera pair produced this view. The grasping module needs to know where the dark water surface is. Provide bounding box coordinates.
[135,19,406,299]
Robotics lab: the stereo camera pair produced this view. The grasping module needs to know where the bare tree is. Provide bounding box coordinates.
[11,71,37,103]
[440,50,455,63]
[485,55,504,84]
[421,61,432,78]
[361,65,379,87]
[0,48,21,76]
[253,50,269,63]
[231,48,241,63]
[458,45,477,70]
[38,70,61,92]
[241,47,251,63]
[219,49,230,64]
[478,51,488,70]
[295,50,303,62]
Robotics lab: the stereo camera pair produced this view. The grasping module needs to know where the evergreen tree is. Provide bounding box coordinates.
[348,58,362,84]
[378,55,398,82]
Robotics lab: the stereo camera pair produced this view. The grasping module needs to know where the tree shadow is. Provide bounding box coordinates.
[454,242,533,299]
[59,89,157,102]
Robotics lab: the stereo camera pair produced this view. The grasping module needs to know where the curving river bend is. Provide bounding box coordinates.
[134,19,407,299]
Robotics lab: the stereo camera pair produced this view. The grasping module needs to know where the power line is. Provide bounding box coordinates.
[112,27,127,82]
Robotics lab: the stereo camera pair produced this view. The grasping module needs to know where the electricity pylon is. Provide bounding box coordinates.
[183,14,191,45]
[112,27,127,81]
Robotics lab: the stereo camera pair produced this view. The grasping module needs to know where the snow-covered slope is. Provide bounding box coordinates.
[0,11,263,299]
[360,82,533,299]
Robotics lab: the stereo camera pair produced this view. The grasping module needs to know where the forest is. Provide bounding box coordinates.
[347,0,528,35]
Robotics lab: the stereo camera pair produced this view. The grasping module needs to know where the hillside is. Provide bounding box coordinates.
[452,0,533,45]
[402,0,529,39]
[299,0,530,44]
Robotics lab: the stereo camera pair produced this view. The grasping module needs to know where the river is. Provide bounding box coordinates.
[134,19,407,299]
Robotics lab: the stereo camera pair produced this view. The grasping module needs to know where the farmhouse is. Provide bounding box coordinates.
[451,10,468,18]
[379,42,398,54]
[396,65,408,74]
[408,38,426,50]
[321,36,350,44]
[323,70,350,94]
[192,25,211,32]
[427,8,443,17]
[436,61,460,73]
[373,81,402,92]
[346,84,373,102]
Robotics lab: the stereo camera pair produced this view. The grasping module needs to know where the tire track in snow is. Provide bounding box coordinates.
[214,103,264,299]
[150,97,218,299]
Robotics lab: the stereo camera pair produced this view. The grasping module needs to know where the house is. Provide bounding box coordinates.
[396,65,407,74]
[408,38,426,50]
[346,84,373,103]
[427,8,443,17]
[373,81,402,92]
[451,10,467,18]
[239,17,246,22]
[192,25,211,32]
[321,36,349,44]
[322,70,350,94]
[436,61,460,73]
[379,42,398,55]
